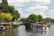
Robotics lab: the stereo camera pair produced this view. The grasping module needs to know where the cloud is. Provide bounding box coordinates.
[18,6,48,18]
[26,6,48,18]
[8,0,14,6]
[18,8,24,14]
[14,0,30,7]
[49,9,54,12]
[47,9,54,18]
[14,0,50,7]
[18,8,32,18]
[14,0,29,2]
[7,0,53,18]
[0,0,50,6]
[18,8,29,18]
[26,6,54,18]
[26,6,48,12]
[32,0,50,3]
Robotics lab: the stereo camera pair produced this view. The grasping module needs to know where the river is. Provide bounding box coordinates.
[0,24,54,36]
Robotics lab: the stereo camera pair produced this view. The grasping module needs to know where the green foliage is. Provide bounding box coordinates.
[20,18,27,22]
[0,0,20,21]
[20,14,43,23]
[2,0,8,9]
[13,11,20,19]
[28,14,37,23]
[7,6,15,12]
[42,20,47,24]
[0,12,13,22]
[47,24,50,27]
[45,18,51,22]
[51,19,54,23]
[37,15,43,22]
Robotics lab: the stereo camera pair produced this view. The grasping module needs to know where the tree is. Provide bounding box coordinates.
[0,12,13,22]
[45,18,51,22]
[7,6,15,13]
[13,11,20,20]
[5,13,13,21]
[0,12,5,22]
[41,19,47,24]
[51,19,54,23]
[28,14,37,23]
[2,0,8,9]
[0,0,20,21]
[20,18,27,22]
[37,15,43,22]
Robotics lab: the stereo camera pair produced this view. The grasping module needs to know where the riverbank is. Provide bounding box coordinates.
[0,22,22,29]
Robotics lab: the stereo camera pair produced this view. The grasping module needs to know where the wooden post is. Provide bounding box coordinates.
[9,22,12,29]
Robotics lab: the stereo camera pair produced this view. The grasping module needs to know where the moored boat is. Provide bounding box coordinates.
[0,25,5,32]
[42,25,49,31]
[30,23,49,32]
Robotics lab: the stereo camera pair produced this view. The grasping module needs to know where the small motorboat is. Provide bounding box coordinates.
[0,25,5,32]
[42,25,49,31]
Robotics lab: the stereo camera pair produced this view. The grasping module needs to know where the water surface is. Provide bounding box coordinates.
[0,24,54,36]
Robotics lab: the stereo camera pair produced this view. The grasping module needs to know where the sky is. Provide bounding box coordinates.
[0,0,54,19]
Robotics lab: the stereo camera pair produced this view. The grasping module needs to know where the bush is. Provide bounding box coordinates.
[0,12,13,22]
[47,24,50,27]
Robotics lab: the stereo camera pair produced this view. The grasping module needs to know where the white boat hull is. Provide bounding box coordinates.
[43,27,49,31]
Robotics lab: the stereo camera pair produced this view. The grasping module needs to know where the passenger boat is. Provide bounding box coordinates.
[30,23,49,31]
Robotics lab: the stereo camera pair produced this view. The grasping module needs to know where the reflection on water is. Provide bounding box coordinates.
[0,25,54,36]
[17,25,27,36]
[0,28,13,36]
